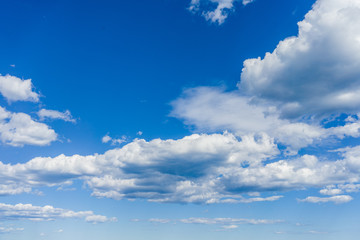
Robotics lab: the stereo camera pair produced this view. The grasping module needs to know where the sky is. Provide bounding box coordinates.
[1,0,360,239]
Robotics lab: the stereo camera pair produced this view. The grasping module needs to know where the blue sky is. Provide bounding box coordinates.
[1,0,360,239]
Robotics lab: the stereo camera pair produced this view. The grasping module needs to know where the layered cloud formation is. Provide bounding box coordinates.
[0,75,75,146]
[0,132,359,204]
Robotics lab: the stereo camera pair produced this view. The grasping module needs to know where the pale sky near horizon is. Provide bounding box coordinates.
[1,0,360,239]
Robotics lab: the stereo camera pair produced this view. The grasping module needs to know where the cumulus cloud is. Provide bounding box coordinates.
[0,106,57,146]
[0,75,39,102]
[188,0,254,24]
[239,0,360,119]
[299,195,353,204]
[1,132,360,203]
[171,87,360,154]
[38,109,76,123]
[0,203,116,224]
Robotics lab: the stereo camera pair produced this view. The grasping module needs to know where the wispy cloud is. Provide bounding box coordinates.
[38,109,76,123]
[0,203,116,224]
[299,195,353,204]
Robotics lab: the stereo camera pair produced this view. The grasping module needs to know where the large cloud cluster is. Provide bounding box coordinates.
[239,0,360,118]
[0,133,360,204]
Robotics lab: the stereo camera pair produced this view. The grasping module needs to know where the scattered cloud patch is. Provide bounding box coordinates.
[0,203,116,223]
[299,195,353,204]
[0,75,39,102]
[0,226,24,234]
[0,106,57,146]
[180,217,282,225]
[38,109,76,123]
[188,0,254,24]
[102,134,127,145]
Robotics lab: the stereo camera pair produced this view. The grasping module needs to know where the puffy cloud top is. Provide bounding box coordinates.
[0,75,39,102]
[239,0,360,118]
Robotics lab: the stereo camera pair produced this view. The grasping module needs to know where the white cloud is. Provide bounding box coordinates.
[0,75,39,102]
[101,134,126,145]
[0,203,116,223]
[299,195,353,204]
[319,185,343,195]
[0,106,57,146]
[148,218,171,224]
[38,109,76,123]
[171,87,360,154]
[1,132,360,203]
[188,0,254,24]
[180,217,281,225]
[0,226,24,234]
[239,0,360,119]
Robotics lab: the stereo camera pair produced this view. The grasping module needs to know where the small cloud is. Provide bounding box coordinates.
[38,109,76,123]
[102,135,112,143]
[55,229,63,233]
[0,74,39,102]
[137,131,143,136]
[10,64,15,68]
[148,218,171,224]
[299,195,353,204]
[222,225,238,229]
[102,134,127,145]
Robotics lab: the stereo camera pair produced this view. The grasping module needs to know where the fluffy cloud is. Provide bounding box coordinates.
[38,109,76,123]
[1,132,360,204]
[0,203,116,223]
[0,106,57,146]
[0,75,39,102]
[188,0,254,24]
[171,87,360,154]
[239,0,360,119]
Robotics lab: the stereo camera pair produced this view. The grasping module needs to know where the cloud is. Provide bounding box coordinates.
[0,106,57,146]
[0,75,39,102]
[0,203,116,224]
[188,0,254,24]
[101,134,126,145]
[171,87,360,154]
[180,217,281,225]
[299,195,353,204]
[0,226,24,234]
[1,132,360,203]
[239,0,360,119]
[138,216,281,228]
[38,109,76,123]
